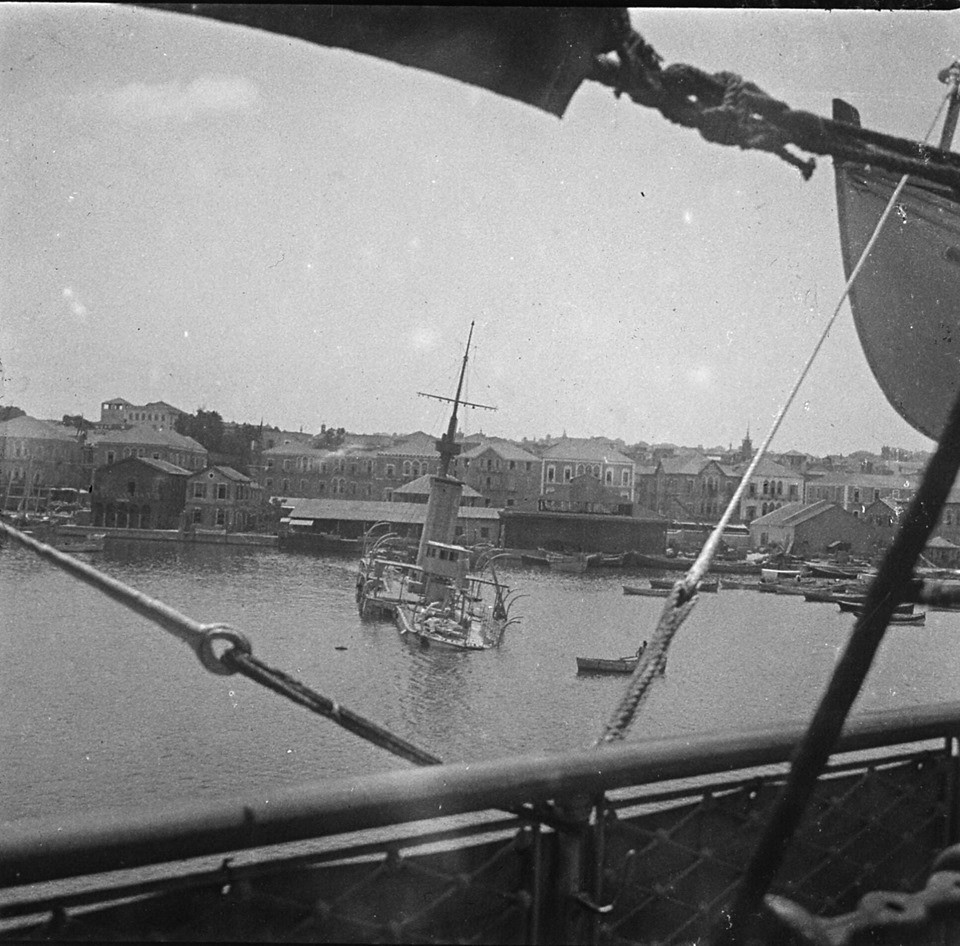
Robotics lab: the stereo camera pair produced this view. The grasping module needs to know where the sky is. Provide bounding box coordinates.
[1,6,957,456]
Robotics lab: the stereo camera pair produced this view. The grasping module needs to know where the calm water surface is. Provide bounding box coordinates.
[4,539,960,824]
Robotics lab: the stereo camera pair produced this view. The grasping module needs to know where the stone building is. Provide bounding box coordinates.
[91,457,190,529]
[99,398,185,430]
[84,427,207,481]
[540,438,634,503]
[0,415,85,510]
[451,439,542,508]
[183,466,265,532]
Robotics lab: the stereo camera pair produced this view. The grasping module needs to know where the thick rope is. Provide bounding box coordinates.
[590,29,960,191]
[596,81,957,749]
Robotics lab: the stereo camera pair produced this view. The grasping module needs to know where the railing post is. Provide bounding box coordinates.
[552,795,592,944]
[947,736,960,847]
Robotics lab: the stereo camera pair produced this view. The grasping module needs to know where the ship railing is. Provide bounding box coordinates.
[3,699,960,943]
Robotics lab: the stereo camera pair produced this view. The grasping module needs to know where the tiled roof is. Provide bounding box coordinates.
[188,465,253,483]
[377,431,439,457]
[734,457,799,478]
[87,427,207,451]
[0,415,81,441]
[749,500,836,527]
[658,455,713,476]
[541,438,633,464]
[393,474,482,497]
[460,439,540,463]
[106,456,192,476]
[282,498,499,522]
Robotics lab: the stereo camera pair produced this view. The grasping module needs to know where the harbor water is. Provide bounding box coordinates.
[4,540,960,826]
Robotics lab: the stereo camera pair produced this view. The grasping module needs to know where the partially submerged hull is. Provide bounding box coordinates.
[395,600,506,651]
[834,99,960,440]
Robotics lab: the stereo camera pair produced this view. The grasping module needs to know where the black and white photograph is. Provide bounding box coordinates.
[3,5,960,943]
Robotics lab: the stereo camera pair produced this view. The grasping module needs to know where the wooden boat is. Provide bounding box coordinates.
[586,552,626,568]
[627,551,761,575]
[761,567,802,583]
[836,599,914,615]
[839,609,927,626]
[649,577,719,593]
[577,642,650,675]
[803,561,863,580]
[622,585,670,597]
[548,553,588,574]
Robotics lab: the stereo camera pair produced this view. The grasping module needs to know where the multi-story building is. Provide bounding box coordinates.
[183,466,265,532]
[90,456,191,529]
[737,457,804,524]
[451,439,542,508]
[260,431,442,501]
[539,438,634,503]
[84,427,208,483]
[803,470,918,516]
[99,398,185,430]
[641,455,738,523]
[0,415,85,509]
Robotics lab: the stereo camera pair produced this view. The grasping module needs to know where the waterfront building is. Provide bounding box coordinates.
[98,398,185,430]
[0,415,85,510]
[388,474,485,507]
[539,438,634,503]
[280,497,501,546]
[747,500,877,558]
[641,455,738,524]
[803,470,918,516]
[84,427,207,481]
[90,456,191,529]
[737,456,804,524]
[183,466,266,532]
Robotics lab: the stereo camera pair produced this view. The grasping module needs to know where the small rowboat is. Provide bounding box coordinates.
[839,609,926,626]
[623,585,670,597]
[648,577,719,593]
[577,642,652,675]
[576,655,639,674]
[836,599,913,615]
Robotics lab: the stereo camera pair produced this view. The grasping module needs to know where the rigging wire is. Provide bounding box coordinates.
[596,80,959,749]
[0,521,442,767]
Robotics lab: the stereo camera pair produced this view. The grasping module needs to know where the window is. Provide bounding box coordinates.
[193,483,205,499]
[547,465,556,483]
[193,508,203,523]
[605,470,613,485]
[216,484,227,500]
[385,464,395,477]
[266,459,274,469]
[152,452,160,460]
[107,451,116,464]
[282,459,290,472]
[563,466,572,482]
[126,480,136,496]
[265,478,273,489]
[622,470,630,485]
[509,461,516,470]
[480,527,490,538]
[215,508,226,526]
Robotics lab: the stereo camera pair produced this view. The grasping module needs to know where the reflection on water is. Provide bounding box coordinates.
[4,540,960,824]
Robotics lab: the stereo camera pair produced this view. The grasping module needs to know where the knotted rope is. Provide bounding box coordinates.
[590,25,960,190]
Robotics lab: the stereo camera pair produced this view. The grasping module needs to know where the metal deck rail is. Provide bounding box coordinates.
[3,700,960,942]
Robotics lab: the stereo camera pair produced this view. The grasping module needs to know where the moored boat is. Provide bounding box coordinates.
[649,576,719,593]
[622,584,670,597]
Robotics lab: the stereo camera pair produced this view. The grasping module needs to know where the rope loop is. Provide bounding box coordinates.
[198,623,252,676]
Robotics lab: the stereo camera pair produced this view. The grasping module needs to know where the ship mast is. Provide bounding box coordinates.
[418,320,496,477]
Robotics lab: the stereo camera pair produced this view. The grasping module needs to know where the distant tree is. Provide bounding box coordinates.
[0,405,25,422]
[62,414,93,432]
[312,425,346,449]
[175,408,225,453]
